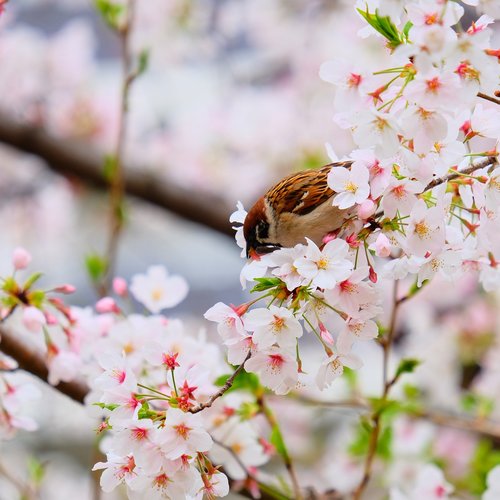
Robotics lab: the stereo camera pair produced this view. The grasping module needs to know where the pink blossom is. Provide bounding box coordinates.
[244,348,298,395]
[12,247,31,270]
[244,305,302,350]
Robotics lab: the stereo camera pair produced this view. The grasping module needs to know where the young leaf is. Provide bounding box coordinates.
[394,358,421,380]
[94,0,123,30]
[85,253,108,282]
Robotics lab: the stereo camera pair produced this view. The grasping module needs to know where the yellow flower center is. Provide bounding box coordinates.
[414,221,430,239]
[317,257,330,270]
[345,181,358,193]
[151,287,164,301]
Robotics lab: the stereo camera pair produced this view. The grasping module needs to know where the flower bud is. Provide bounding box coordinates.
[95,297,120,314]
[374,233,392,258]
[357,199,376,219]
[54,284,76,294]
[112,277,128,297]
[23,306,46,332]
[12,247,31,270]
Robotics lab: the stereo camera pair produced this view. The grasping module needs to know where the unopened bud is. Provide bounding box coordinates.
[12,247,31,270]
[54,284,76,294]
[112,277,128,297]
[95,297,120,314]
[358,199,376,219]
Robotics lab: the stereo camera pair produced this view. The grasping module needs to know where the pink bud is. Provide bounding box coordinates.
[95,297,120,314]
[112,277,128,297]
[230,303,249,316]
[322,232,338,245]
[319,322,334,345]
[357,199,376,220]
[45,312,58,325]
[23,306,46,332]
[374,233,391,258]
[369,266,378,283]
[54,284,76,294]
[12,247,32,270]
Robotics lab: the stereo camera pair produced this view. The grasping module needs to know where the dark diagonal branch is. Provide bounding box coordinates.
[0,326,89,404]
[0,110,234,237]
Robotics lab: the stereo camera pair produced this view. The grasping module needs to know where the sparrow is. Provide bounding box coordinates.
[243,161,353,258]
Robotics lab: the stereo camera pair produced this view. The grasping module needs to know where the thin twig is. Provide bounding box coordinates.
[257,394,303,500]
[188,352,252,413]
[211,436,291,500]
[103,0,138,293]
[0,460,36,500]
[424,156,497,192]
[478,92,500,106]
[352,280,400,500]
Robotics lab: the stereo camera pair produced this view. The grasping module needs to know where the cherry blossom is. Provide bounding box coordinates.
[130,265,188,313]
[244,348,298,395]
[244,305,302,350]
[294,238,353,289]
[328,162,371,209]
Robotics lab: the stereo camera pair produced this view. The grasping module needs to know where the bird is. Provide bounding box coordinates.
[243,161,353,258]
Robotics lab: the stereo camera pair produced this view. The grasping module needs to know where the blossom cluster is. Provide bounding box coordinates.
[0,249,275,498]
[207,0,500,401]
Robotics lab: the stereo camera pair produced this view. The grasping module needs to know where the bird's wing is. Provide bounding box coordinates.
[267,161,352,216]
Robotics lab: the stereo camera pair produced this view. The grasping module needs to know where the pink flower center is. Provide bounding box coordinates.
[268,354,284,370]
[174,423,192,440]
[131,426,149,441]
[426,77,441,93]
[112,369,126,384]
[347,73,362,87]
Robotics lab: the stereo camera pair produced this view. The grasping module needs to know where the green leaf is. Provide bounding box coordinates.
[214,370,260,394]
[85,254,108,283]
[2,276,18,294]
[377,425,393,460]
[94,0,123,30]
[103,154,118,181]
[93,402,119,411]
[269,425,288,461]
[137,49,149,76]
[394,358,421,380]
[356,8,404,49]
[27,290,46,308]
[250,277,283,293]
[22,272,43,290]
[27,457,45,485]
[237,401,259,420]
[402,21,413,39]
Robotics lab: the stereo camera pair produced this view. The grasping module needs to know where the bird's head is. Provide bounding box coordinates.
[243,197,282,259]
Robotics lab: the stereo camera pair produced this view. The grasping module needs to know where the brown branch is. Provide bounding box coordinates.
[424,156,498,192]
[0,326,89,404]
[188,352,252,414]
[0,110,234,237]
[352,280,400,500]
[103,0,137,293]
[478,92,500,106]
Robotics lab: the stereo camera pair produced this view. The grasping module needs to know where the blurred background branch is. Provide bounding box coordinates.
[0,110,234,237]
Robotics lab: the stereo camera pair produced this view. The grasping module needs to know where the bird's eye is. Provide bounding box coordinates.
[256,220,270,239]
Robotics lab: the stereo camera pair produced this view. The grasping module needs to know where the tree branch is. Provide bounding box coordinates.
[188,352,251,414]
[424,156,498,192]
[0,326,89,404]
[0,110,234,237]
[478,92,500,106]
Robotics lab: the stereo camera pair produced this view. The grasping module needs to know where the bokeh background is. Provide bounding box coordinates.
[0,1,499,499]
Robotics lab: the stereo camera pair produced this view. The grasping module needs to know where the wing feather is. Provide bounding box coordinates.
[267,161,352,216]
